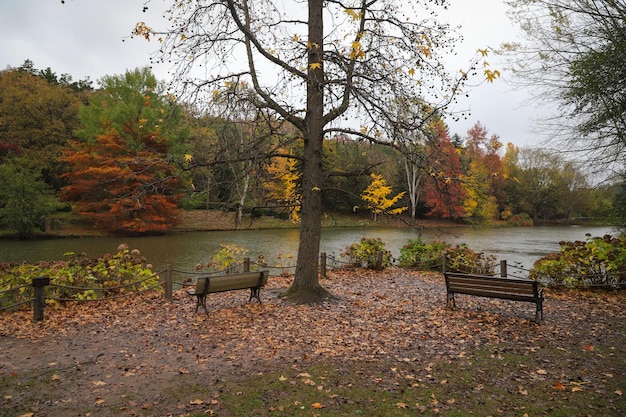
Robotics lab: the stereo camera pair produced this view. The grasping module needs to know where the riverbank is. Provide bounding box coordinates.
[2,268,625,416]
[172,210,462,233]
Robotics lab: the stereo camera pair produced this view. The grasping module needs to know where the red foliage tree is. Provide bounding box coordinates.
[0,141,22,162]
[60,124,182,234]
[423,126,466,219]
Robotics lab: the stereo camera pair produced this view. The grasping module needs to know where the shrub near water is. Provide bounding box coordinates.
[341,237,393,269]
[399,238,497,274]
[0,244,158,308]
[506,212,533,226]
[531,234,626,287]
[206,242,249,273]
[445,244,498,274]
[398,238,449,269]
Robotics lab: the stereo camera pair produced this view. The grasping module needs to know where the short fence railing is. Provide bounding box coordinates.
[2,251,624,322]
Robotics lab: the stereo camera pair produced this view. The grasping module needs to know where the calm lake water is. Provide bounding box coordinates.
[0,225,614,276]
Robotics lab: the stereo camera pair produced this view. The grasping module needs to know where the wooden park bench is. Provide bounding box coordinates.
[444,272,544,323]
[187,270,269,314]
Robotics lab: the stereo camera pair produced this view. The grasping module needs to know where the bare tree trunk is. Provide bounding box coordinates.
[286,0,332,303]
[404,158,423,220]
[235,173,250,229]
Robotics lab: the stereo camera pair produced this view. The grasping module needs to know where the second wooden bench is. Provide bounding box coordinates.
[444,272,544,323]
[187,270,269,314]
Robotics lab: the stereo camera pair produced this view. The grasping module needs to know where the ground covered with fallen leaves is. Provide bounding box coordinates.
[1,269,625,416]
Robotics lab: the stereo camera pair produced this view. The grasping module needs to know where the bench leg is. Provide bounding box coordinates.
[195,294,209,314]
[446,292,456,309]
[249,287,262,304]
[534,301,543,324]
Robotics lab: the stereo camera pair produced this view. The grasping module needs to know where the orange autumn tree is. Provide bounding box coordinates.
[60,68,184,234]
[423,126,466,219]
[61,125,183,234]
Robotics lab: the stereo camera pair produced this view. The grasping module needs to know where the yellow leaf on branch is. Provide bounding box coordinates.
[484,69,500,83]
[344,9,362,20]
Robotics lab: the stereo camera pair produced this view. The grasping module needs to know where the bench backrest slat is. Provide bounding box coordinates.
[445,272,540,299]
[448,279,536,294]
[194,271,269,295]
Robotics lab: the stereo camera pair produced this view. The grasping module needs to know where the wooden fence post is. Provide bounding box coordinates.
[243,257,250,272]
[320,253,327,277]
[165,264,173,301]
[32,277,50,322]
[376,251,383,271]
[500,260,508,278]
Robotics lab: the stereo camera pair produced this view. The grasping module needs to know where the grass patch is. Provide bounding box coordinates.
[168,341,625,416]
[1,367,85,417]
[5,339,621,416]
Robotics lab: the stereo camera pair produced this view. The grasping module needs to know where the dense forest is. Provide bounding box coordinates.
[0,61,621,237]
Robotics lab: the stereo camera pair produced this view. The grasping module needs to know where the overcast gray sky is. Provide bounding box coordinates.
[0,0,540,148]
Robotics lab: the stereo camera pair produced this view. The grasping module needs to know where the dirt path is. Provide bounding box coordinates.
[2,269,625,416]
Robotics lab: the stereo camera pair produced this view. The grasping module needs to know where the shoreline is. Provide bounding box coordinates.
[0,209,610,240]
[1,210,467,240]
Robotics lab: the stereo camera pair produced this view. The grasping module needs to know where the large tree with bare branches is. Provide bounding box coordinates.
[502,0,626,172]
[136,0,479,302]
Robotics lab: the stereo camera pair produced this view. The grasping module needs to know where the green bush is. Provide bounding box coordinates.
[445,244,498,274]
[178,193,207,210]
[506,212,533,226]
[399,238,496,274]
[0,158,58,238]
[530,234,626,287]
[341,237,393,269]
[207,242,250,273]
[0,244,158,309]
[398,238,450,270]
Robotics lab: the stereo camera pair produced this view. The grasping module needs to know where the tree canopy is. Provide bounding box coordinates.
[0,66,82,190]
[502,0,626,171]
[60,69,184,234]
[135,0,483,302]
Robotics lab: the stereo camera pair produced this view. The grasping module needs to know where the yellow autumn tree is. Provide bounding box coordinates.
[360,173,407,222]
[264,153,301,223]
